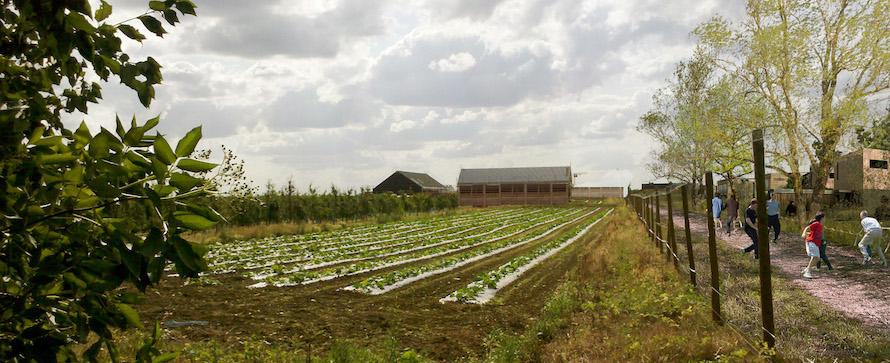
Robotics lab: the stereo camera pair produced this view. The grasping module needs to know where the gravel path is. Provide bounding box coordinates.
[667,212,890,332]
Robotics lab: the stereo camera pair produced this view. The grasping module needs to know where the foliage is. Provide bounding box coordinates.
[637,50,768,196]
[0,0,218,361]
[694,0,889,212]
[212,186,457,226]
[855,105,890,150]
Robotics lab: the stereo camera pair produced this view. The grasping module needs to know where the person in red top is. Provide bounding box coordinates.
[800,212,825,278]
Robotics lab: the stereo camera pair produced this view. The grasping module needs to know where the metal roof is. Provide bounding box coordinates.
[458,166,572,184]
[395,171,446,190]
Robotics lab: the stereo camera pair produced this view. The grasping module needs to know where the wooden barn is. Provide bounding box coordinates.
[457,166,572,207]
[373,171,447,194]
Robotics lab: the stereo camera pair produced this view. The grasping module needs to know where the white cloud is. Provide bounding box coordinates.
[428,52,478,72]
[65,0,747,191]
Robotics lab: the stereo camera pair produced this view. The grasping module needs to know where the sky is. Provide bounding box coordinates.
[68,0,746,192]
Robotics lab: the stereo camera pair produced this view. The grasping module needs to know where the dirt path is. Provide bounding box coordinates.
[666,211,890,332]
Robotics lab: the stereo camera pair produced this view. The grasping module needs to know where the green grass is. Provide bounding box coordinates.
[470,206,750,362]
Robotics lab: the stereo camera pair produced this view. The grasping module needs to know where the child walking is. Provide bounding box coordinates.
[800,212,825,278]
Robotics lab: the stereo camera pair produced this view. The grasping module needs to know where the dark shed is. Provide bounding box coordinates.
[373,171,447,194]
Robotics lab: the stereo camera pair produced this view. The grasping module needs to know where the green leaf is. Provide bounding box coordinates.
[118,24,146,42]
[176,159,216,172]
[153,184,177,197]
[67,13,96,33]
[144,115,160,132]
[36,153,76,165]
[153,134,176,165]
[162,9,179,25]
[95,0,112,21]
[148,1,167,11]
[74,121,91,148]
[174,213,216,230]
[171,236,207,274]
[115,303,143,329]
[187,204,226,223]
[115,115,126,138]
[175,126,201,157]
[138,15,166,37]
[169,172,202,191]
[175,0,197,15]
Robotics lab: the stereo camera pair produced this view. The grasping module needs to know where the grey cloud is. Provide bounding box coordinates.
[370,36,558,107]
[263,88,379,130]
[194,0,385,58]
[161,99,257,138]
[426,0,510,20]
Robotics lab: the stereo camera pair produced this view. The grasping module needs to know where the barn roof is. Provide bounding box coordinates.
[458,166,572,184]
[395,171,446,190]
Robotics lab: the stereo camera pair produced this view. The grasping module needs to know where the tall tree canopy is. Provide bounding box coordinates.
[695,0,890,213]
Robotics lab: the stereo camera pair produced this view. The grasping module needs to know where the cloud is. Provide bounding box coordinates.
[370,34,558,107]
[192,0,385,58]
[428,52,477,72]
[62,0,745,190]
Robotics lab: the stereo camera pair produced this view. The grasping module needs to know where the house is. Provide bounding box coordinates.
[834,148,890,209]
[372,171,447,194]
[457,166,572,207]
[572,186,624,199]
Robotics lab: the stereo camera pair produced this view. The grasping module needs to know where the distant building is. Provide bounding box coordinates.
[373,171,447,194]
[641,182,672,191]
[835,148,890,209]
[573,187,624,199]
[458,166,572,207]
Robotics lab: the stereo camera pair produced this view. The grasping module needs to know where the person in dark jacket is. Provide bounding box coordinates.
[742,199,759,259]
[785,200,798,216]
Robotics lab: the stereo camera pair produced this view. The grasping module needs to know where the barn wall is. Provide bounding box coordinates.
[458,183,571,207]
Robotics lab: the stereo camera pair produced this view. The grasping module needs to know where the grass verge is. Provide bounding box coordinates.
[472,206,750,362]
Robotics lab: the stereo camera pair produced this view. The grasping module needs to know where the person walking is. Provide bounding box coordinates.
[785,200,798,217]
[712,193,723,230]
[725,194,739,236]
[858,211,887,267]
[766,192,781,243]
[800,212,825,278]
[742,199,759,259]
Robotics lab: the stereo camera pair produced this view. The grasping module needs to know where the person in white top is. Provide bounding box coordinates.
[859,211,886,267]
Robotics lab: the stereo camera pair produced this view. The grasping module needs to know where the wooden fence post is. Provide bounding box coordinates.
[655,194,663,254]
[681,184,696,287]
[705,172,722,324]
[666,188,679,269]
[753,129,776,348]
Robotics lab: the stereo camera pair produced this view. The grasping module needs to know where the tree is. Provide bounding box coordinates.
[696,0,889,216]
[1,1,220,361]
[638,50,767,198]
[856,105,890,150]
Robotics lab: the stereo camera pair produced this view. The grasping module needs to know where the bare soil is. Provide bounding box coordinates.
[667,211,890,332]
[137,211,607,361]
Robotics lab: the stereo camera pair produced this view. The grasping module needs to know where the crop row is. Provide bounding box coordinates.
[205,208,543,273]
[442,208,614,304]
[206,207,520,261]
[342,208,602,295]
[247,207,588,288]
[239,208,557,278]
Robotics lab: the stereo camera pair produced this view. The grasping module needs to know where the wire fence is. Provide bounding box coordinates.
[626,181,778,354]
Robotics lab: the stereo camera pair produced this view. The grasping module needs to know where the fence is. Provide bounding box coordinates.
[625,129,779,351]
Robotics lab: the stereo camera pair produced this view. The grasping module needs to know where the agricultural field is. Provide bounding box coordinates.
[137,204,615,360]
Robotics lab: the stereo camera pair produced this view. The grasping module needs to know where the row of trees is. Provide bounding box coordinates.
[218,184,458,226]
[638,0,889,215]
